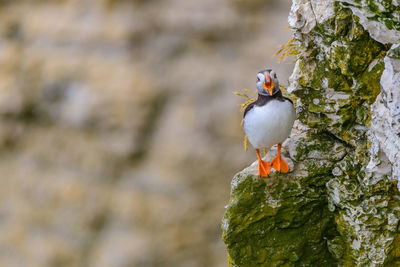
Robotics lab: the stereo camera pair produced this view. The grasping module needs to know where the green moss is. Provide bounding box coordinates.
[222,132,349,266]
[223,172,338,266]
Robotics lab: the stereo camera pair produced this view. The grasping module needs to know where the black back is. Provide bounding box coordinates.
[243,91,293,117]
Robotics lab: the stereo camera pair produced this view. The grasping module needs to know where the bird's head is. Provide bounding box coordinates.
[256,69,280,96]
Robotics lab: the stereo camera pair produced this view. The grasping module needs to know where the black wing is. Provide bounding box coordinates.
[243,100,256,117]
[274,90,293,105]
[282,96,293,105]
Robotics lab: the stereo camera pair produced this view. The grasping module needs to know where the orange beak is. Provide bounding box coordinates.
[263,75,274,95]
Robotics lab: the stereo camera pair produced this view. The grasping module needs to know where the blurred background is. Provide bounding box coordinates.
[0,0,293,266]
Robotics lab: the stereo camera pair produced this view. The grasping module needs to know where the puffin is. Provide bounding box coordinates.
[243,69,296,177]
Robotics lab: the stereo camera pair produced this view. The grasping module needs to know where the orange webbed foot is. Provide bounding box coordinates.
[256,149,271,178]
[271,156,289,173]
[258,160,272,177]
[271,143,290,173]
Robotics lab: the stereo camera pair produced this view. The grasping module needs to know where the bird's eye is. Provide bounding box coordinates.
[257,77,260,82]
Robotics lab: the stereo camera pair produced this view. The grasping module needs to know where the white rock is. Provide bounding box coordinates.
[338,0,400,43]
[367,44,400,190]
[288,0,335,34]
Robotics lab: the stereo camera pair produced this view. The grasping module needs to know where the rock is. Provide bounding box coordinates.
[223,128,345,266]
[337,0,400,44]
[223,1,400,266]
[288,0,335,34]
[367,45,400,188]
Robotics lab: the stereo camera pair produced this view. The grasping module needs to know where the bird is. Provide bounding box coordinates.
[243,69,296,177]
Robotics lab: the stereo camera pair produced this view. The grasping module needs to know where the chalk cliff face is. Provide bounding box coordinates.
[223,1,400,266]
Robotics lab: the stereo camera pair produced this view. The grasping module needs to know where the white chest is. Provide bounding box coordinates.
[243,99,296,149]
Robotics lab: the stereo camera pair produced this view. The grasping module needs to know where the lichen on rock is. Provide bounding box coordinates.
[223,1,400,266]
